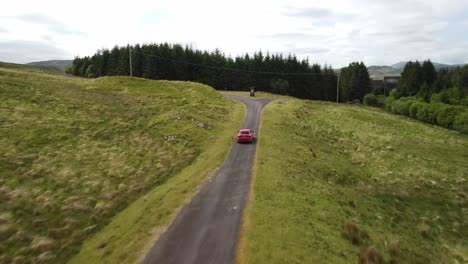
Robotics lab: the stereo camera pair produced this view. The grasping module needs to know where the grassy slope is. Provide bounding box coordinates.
[69,97,245,264]
[241,99,467,263]
[0,65,244,263]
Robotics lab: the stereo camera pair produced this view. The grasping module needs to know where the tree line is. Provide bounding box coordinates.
[68,43,340,101]
[363,60,468,133]
[396,60,468,101]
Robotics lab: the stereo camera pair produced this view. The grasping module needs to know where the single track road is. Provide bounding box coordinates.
[142,95,273,264]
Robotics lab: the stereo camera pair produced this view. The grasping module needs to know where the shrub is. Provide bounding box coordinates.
[390,98,415,117]
[454,111,468,134]
[384,96,395,112]
[363,93,377,106]
[416,104,438,124]
[383,94,468,133]
[431,88,465,106]
[409,102,424,118]
[375,95,386,108]
[389,100,400,114]
[364,94,386,108]
[436,105,463,128]
[462,97,468,107]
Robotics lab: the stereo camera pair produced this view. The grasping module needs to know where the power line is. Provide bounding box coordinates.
[130,49,337,76]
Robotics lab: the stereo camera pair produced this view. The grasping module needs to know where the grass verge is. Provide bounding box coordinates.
[241,99,467,263]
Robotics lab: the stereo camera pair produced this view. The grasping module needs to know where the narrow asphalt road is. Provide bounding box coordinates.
[142,95,273,264]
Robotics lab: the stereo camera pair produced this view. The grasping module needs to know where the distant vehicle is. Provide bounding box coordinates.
[237,129,254,143]
[249,87,255,97]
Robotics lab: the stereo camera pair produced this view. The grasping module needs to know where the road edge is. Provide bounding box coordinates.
[235,100,273,264]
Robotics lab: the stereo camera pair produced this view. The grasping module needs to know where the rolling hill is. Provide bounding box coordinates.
[391,61,466,70]
[240,98,468,263]
[25,59,72,72]
[368,61,467,80]
[0,62,244,263]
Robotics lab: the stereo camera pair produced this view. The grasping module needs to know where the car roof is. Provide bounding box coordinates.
[239,128,251,131]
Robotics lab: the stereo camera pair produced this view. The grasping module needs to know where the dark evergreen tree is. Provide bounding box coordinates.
[69,43,338,101]
[71,57,83,76]
[422,60,437,87]
[398,61,423,97]
[417,82,432,102]
[339,62,370,102]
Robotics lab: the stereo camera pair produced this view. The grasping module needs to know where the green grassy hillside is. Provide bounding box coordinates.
[240,99,467,263]
[0,65,243,263]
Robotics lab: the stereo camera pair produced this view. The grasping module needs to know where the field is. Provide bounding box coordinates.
[240,99,468,263]
[0,64,243,263]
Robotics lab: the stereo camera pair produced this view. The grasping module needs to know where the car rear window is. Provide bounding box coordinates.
[240,131,250,134]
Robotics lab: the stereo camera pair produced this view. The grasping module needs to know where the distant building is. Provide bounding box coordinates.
[383,76,400,84]
[371,76,401,95]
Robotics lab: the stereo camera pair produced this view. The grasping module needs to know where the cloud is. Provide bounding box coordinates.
[0,27,7,33]
[0,40,71,63]
[259,32,327,42]
[15,14,85,36]
[261,33,310,39]
[0,0,467,67]
[462,20,468,28]
[283,7,333,18]
[282,6,355,21]
[289,47,330,54]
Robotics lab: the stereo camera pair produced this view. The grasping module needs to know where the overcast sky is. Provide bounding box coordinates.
[1,0,467,67]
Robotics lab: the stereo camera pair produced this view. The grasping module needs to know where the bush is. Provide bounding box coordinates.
[436,105,463,128]
[462,97,468,107]
[384,95,468,134]
[390,98,415,117]
[409,102,424,118]
[383,95,468,133]
[363,94,386,108]
[375,95,386,108]
[389,89,399,98]
[384,96,396,112]
[431,88,465,106]
[454,111,468,134]
[363,93,377,106]
[416,104,438,124]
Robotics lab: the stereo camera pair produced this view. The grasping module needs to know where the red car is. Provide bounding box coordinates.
[237,129,254,143]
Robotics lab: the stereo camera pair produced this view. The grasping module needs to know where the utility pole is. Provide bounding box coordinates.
[336,71,340,103]
[129,46,133,77]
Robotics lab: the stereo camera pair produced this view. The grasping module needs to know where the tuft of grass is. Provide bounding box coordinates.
[387,242,400,264]
[0,65,244,263]
[358,246,385,264]
[343,220,370,246]
[240,99,468,263]
[417,222,431,238]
